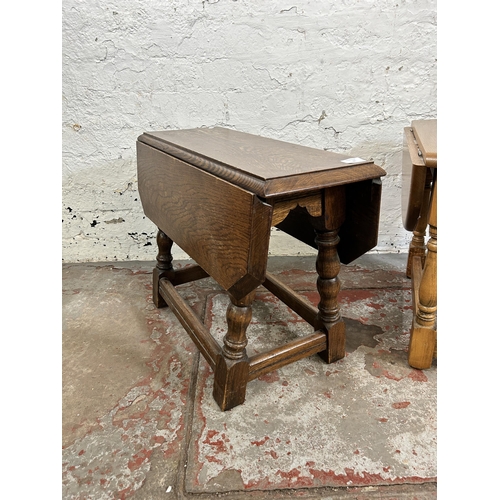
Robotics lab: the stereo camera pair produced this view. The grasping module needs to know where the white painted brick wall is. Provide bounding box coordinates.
[62,0,436,262]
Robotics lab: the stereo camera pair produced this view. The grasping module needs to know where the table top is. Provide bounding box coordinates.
[138,127,386,197]
[411,119,437,168]
[401,119,437,231]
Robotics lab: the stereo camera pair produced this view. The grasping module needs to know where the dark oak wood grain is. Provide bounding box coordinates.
[159,278,221,369]
[138,141,273,300]
[248,332,327,381]
[139,127,385,197]
[314,203,346,364]
[170,265,209,287]
[137,126,386,410]
[153,229,174,308]
[213,291,255,411]
[275,180,382,265]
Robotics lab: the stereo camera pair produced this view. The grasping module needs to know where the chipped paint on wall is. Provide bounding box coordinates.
[62,0,436,262]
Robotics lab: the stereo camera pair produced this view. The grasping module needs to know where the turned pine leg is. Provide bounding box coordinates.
[315,229,346,363]
[407,169,433,278]
[213,291,255,411]
[406,213,428,279]
[408,179,437,369]
[153,229,175,308]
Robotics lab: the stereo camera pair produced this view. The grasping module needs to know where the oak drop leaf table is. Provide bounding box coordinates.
[137,127,386,410]
[402,119,437,369]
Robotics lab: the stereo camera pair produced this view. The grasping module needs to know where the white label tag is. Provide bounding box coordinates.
[341,157,368,164]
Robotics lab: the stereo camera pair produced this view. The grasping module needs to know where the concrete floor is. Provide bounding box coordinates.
[62,254,437,499]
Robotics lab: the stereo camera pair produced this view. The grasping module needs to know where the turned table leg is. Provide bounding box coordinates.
[213,291,255,411]
[153,229,175,308]
[408,179,437,369]
[406,208,429,279]
[406,169,433,278]
[315,229,346,363]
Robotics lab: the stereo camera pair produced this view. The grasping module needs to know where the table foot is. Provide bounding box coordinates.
[408,325,436,369]
[213,354,250,411]
[213,292,254,411]
[318,321,346,364]
[315,230,346,363]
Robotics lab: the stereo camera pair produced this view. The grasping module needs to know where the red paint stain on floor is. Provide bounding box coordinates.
[243,466,436,490]
[381,369,404,381]
[251,436,270,447]
[392,401,411,409]
[309,467,430,487]
[116,484,134,500]
[127,449,152,472]
[366,301,384,310]
[203,430,228,453]
[276,468,314,486]
[258,371,280,384]
[338,290,378,304]
[408,370,428,382]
